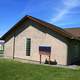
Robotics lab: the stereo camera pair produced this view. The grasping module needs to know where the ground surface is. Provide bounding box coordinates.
[0,59,80,80]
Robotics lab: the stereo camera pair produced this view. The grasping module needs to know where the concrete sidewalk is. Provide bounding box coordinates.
[14,58,79,70]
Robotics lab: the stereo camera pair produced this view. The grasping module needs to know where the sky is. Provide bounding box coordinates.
[0,0,80,37]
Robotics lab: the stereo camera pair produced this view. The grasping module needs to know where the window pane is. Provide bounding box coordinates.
[26,38,31,56]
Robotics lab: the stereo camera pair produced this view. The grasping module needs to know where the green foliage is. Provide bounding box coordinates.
[0,59,80,80]
[0,45,4,54]
[0,45,3,50]
[0,50,3,54]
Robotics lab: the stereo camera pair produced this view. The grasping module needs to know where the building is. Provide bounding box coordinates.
[1,16,80,65]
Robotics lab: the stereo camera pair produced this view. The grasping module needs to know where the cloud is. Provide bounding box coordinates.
[51,0,80,22]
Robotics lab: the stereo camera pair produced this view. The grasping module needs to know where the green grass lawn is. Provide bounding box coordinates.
[0,59,80,80]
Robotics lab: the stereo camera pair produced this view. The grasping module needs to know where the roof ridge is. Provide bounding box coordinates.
[28,16,75,38]
[1,15,79,40]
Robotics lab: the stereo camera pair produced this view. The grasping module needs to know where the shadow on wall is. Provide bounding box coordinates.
[67,39,80,65]
[30,20,69,44]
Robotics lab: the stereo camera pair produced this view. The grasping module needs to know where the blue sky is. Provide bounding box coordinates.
[0,0,80,37]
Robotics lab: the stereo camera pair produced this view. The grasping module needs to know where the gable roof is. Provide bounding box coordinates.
[1,15,80,40]
[65,28,80,38]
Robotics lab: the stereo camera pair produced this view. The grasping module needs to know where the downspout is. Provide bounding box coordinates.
[13,34,15,59]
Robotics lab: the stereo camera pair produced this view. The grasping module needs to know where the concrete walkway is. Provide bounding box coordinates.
[0,57,79,70]
[14,58,79,70]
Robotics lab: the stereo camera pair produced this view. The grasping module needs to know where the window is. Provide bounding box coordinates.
[26,38,31,56]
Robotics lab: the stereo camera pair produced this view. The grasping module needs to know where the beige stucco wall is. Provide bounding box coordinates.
[13,25,68,65]
[4,37,14,58]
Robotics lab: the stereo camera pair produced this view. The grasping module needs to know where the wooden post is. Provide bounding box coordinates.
[49,55,50,64]
[40,54,41,64]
